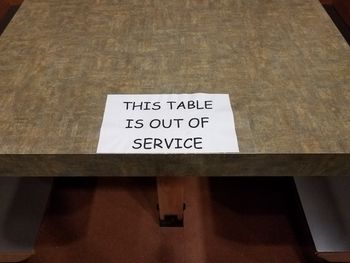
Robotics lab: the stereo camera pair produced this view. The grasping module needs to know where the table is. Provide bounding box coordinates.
[0,0,349,261]
[1,0,350,170]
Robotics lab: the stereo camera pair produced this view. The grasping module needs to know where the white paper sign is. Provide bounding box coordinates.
[97,94,239,153]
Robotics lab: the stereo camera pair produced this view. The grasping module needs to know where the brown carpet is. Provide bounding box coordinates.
[25,177,325,263]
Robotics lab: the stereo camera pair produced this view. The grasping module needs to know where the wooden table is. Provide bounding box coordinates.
[0,0,349,261]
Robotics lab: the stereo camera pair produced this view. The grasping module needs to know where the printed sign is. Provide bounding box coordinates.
[97,94,239,153]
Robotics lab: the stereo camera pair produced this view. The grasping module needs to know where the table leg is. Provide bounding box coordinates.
[295,176,350,262]
[0,177,52,262]
[157,177,185,227]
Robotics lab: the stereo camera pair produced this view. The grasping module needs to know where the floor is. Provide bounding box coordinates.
[323,4,350,44]
[24,177,325,263]
[0,1,20,35]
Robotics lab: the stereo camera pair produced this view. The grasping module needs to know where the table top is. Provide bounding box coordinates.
[0,0,349,176]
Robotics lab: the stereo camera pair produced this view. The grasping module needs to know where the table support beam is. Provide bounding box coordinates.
[157,177,185,227]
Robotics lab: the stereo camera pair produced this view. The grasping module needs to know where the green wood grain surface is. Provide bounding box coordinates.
[0,0,349,176]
